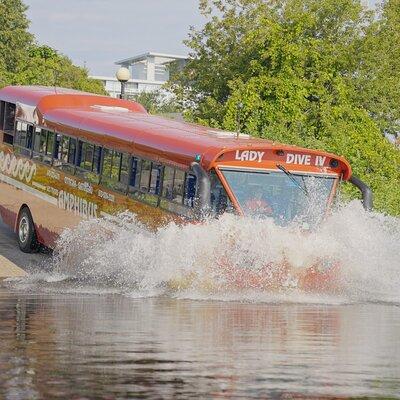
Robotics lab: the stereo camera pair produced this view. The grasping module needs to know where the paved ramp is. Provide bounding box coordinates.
[0,220,48,278]
[0,255,27,278]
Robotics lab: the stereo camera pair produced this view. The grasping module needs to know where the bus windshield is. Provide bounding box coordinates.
[220,169,336,226]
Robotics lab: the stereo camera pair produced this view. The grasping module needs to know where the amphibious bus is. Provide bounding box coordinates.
[0,86,372,259]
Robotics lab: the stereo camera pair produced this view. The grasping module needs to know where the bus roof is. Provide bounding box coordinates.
[0,85,352,179]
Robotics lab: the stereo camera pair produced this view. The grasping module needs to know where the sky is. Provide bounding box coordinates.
[24,0,379,78]
[24,0,205,76]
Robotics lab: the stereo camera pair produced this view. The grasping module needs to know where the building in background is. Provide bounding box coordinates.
[90,52,188,98]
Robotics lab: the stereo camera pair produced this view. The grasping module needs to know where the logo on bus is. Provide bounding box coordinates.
[0,151,37,183]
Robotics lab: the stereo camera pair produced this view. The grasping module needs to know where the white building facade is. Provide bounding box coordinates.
[90,52,188,98]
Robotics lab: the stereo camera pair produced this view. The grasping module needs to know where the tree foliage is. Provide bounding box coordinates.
[129,90,182,115]
[0,0,106,95]
[172,0,400,215]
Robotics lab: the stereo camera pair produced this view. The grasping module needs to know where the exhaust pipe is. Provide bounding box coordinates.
[349,175,373,211]
[190,162,211,218]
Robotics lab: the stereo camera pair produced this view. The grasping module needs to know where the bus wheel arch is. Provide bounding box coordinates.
[17,205,39,253]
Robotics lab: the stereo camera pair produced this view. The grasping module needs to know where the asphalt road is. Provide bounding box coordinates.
[0,219,48,272]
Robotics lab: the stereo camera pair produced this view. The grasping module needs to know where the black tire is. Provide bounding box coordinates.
[17,207,38,253]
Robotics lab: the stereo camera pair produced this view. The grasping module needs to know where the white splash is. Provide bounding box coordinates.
[14,200,392,304]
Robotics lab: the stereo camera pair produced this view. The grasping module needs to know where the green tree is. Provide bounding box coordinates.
[14,45,106,94]
[129,90,182,115]
[0,0,106,95]
[354,0,400,137]
[0,0,33,85]
[172,0,400,215]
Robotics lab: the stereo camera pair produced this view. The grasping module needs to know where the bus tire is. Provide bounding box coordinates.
[17,207,38,253]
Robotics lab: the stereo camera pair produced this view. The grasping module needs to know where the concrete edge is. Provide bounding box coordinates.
[0,255,28,279]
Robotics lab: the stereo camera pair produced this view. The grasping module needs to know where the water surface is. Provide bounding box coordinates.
[1,288,399,399]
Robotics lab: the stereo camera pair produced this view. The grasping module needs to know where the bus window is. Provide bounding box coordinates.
[210,170,234,216]
[120,153,129,186]
[14,121,27,147]
[26,125,34,151]
[93,146,102,174]
[101,149,128,193]
[3,102,15,144]
[80,142,94,171]
[32,128,47,162]
[140,160,151,192]
[54,135,67,164]
[3,103,15,145]
[45,131,55,160]
[173,169,185,204]
[149,163,162,195]
[162,166,174,200]
[76,141,100,183]
[0,101,4,131]
[129,157,141,188]
[184,174,197,207]
[68,138,77,166]
[101,148,112,177]
[111,152,121,181]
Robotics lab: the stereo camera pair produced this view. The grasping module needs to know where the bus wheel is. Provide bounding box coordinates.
[17,207,38,253]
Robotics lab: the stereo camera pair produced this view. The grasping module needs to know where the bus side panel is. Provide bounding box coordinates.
[0,144,185,250]
[0,177,81,248]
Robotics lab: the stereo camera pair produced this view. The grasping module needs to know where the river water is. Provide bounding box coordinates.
[1,202,400,399]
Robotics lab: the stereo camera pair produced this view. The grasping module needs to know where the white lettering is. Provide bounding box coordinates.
[64,176,77,188]
[234,150,265,163]
[0,151,36,183]
[286,153,295,164]
[286,153,311,166]
[315,156,326,167]
[58,190,98,220]
[46,169,60,181]
[77,181,93,194]
[98,189,115,203]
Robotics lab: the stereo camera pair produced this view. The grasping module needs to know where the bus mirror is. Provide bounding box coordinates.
[190,162,211,218]
[349,175,373,211]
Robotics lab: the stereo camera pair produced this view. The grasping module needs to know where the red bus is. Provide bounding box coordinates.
[0,86,372,262]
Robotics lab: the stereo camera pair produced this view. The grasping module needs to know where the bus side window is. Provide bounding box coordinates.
[119,153,129,186]
[140,160,151,192]
[0,101,5,131]
[173,169,185,204]
[54,135,68,165]
[184,174,197,207]
[43,131,55,164]
[93,146,102,174]
[100,150,129,193]
[111,152,121,182]
[14,121,27,153]
[32,128,47,162]
[68,138,77,166]
[129,157,141,188]
[79,142,94,171]
[26,125,34,152]
[162,166,174,200]
[101,148,112,177]
[75,141,101,183]
[3,102,15,144]
[149,163,162,195]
